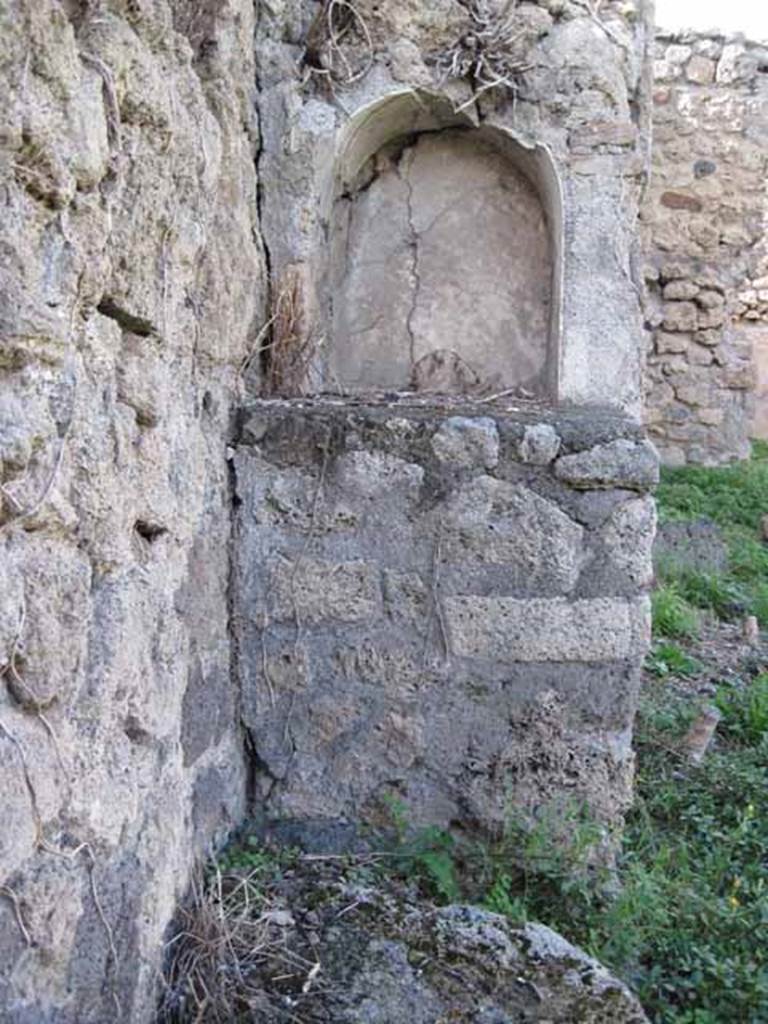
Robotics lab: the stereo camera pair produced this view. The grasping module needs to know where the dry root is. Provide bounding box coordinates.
[435,0,536,107]
[302,0,374,87]
[260,268,315,398]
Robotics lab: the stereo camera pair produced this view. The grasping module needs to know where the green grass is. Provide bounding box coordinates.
[716,673,768,746]
[656,441,768,531]
[646,642,703,678]
[652,582,701,638]
[654,442,768,628]
[609,691,768,1021]
[433,685,768,1023]
[651,442,768,626]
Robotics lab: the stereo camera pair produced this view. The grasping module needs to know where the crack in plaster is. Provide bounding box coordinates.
[398,144,421,370]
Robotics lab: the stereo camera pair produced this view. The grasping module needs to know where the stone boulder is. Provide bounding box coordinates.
[334,904,649,1024]
[160,859,650,1024]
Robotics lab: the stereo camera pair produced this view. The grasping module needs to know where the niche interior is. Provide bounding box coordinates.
[324,93,562,399]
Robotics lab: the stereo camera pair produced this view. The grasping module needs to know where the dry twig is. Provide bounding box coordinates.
[422,519,450,667]
[435,0,534,108]
[0,884,32,947]
[1,595,68,777]
[0,717,43,841]
[0,380,76,536]
[262,268,316,397]
[79,52,123,168]
[303,0,374,87]
[158,865,304,1023]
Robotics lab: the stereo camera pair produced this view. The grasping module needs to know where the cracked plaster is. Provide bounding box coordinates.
[330,130,552,395]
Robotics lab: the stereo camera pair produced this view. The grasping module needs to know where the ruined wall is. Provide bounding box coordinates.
[256,0,654,414]
[235,0,656,843]
[0,2,264,1020]
[643,32,768,465]
[235,403,656,839]
[0,1,658,1020]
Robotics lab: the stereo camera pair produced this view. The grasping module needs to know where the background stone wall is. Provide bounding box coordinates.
[0,2,264,1020]
[740,268,768,440]
[643,31,768,465]
[235,402,657,842]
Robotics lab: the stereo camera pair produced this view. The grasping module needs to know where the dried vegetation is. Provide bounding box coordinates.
[435,0,537,107]
[257,267,316,398]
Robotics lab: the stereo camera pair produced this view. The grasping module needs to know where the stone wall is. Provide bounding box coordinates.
[0,2,264,1021]
[741,269,768,440]
[643,31,768,465]
[234,401,657,840]
[257,0,655,414]
[0,2,659,1020]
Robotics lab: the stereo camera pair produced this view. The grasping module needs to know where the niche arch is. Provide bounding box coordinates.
[322,89,563,399]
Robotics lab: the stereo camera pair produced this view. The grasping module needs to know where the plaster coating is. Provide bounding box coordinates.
[331,130,552,395]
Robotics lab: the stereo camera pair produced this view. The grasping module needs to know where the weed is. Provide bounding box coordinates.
[404,826,461,904]
[646,642,703,678]
[482,873,527,922]
[381,794,460,903]
[674,568,748,620]
[653,442,768,633]
[216,836,298,877]
[716,674,768,745]
[652,582,700,638]
[469,685,768,1023]
[656,441,768,530]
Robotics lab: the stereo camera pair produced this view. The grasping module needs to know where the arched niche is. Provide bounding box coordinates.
[322,90,563,398]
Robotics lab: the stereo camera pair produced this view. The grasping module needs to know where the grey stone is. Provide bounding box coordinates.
[314,897,649,1023]
[431,416,500,469]
[445,596,651,662]
[269,556,382,625]
[521,919,649,1013]
[662,301,698,332]
[517,422,561,465]
[602,495,657,587]
[334,449,425,498]
[554,438,660,490]
[694,159,717,178]
[438,476,585,592]
[241,413,271,443]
